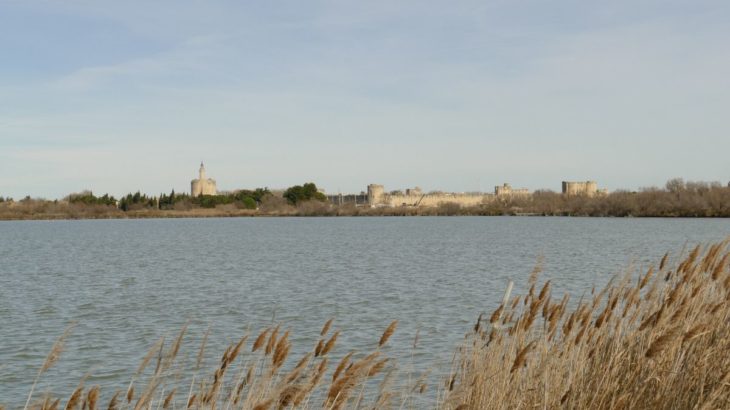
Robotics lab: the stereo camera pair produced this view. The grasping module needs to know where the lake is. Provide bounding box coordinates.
[1,216,729,405]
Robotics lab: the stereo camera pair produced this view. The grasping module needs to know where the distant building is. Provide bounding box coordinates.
[405,187,423,196]
[367,184,386,205]
[562,181,603,197]
[191,162,217,197]
[494,183,530,197]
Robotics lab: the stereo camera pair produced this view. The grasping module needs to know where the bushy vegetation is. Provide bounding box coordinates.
[157,190,190,210]
[192,189,271,209]
[495,178,730,217]
[117,192,157,212]
[283,183,327,205]
[15,239,730,409]
[66,191,117,207]
[2,178,729,220]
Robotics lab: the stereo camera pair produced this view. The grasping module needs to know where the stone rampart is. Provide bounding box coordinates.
[494,183,530,197]
[367,184,494,207]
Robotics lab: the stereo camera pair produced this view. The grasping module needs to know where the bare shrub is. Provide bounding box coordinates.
[258,195,294,214]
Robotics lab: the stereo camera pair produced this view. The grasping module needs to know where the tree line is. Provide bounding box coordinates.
[2,179,729,219]
[0,182,328,218]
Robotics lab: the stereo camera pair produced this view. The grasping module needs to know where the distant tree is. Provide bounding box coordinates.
[118,191,156,211]
[240,196,257,209]
[158,189,193,210]
[67,191,117,206]
[666,178,685,193]
[251,188,271,203]
[283,183,327,205]
[194,194,234,208]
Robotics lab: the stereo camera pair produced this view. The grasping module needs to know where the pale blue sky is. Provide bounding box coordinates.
[1,1,729,199]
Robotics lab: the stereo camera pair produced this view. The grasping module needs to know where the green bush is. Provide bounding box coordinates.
[283,183,326,205]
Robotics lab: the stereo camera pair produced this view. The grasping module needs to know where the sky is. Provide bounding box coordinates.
[1,0,729,199]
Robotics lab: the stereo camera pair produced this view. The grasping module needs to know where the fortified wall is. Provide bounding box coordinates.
[367,184,494,208]
[494,183,530,197]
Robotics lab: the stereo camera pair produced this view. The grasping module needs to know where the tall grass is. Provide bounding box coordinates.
[16,239,730,409]
[444,239,730,409]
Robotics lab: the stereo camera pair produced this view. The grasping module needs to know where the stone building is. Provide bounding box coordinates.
[367,184,386,205]
[405,187,422,196]
[191,162,217,197]
[562,181,600,197]
[494,183,530,197]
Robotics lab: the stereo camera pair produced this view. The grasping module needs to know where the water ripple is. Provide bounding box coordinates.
[0,217,728,405]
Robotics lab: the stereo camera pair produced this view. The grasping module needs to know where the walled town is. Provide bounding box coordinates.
[327,181,603,208]
[2,163,730,219]
[186,163,608,208]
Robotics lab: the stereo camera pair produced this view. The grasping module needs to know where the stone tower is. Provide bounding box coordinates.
[562,181,598,197]
[191,162,217,197]
[367,184,385,206]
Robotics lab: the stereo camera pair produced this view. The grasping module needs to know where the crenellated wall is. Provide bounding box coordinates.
[367,184,494,208]
[494,183,530,197]
[384,193,491,207]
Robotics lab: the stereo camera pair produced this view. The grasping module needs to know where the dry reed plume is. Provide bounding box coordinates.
[23,323,75,410]
[14,238,730,409]
[443,238,730,409]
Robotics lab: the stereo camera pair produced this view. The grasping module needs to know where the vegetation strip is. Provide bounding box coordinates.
[2,179,730,219]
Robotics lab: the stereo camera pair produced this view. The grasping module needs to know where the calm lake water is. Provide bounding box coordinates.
[1,216,729,405]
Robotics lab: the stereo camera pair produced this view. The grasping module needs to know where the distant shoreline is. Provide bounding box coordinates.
[4,178,730,219]
[1,210,728,221]
[5,179,730,219]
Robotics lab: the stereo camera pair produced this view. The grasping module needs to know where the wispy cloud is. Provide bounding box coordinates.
[1,1,729,198]
[55,35,228,90]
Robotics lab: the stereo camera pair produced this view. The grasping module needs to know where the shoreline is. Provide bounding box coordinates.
[1,211,728,221]
[5,180,730,219]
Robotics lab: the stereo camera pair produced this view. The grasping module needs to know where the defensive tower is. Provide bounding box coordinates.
[191,162,217,197]
[367,184,385,206]
[562,181,599,197]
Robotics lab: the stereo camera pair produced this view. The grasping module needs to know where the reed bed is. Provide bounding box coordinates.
[16,239,730,409]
